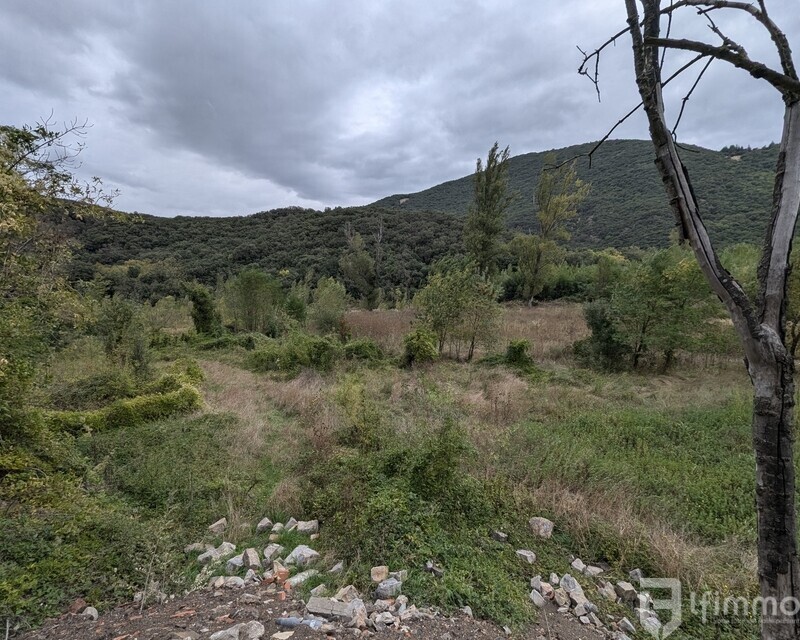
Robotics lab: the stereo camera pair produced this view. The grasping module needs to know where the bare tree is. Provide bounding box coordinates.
[582,2,799,637]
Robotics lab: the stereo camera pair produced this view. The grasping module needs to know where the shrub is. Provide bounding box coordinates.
[505,339,532,367]
[247,334,343,375]
[343,338,384,362]
[402,328,438,367]
[47,370,137,410]
[309,277,348,334]
[574,300,632,370]
[186,284,221,336]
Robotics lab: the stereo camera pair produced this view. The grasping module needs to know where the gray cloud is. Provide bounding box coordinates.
[1,0,798,215]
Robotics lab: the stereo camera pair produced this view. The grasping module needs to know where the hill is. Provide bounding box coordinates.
[372,139,778,248]
[67,139,777,295]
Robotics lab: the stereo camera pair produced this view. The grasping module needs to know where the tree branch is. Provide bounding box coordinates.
[646,36,800,97]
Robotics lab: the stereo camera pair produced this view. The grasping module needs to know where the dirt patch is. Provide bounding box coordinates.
[16,585,610,640]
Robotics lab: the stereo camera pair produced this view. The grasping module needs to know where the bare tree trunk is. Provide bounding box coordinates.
[616,3,800,636]
[751,353,800,638]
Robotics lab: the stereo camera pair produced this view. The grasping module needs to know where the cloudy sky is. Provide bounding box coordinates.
[2,1,798,217]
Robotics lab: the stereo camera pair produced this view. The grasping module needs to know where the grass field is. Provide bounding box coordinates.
[4,302,766,638]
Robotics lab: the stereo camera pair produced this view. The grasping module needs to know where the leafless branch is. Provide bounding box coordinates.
[577,26,631,101]
[672,56,715,137]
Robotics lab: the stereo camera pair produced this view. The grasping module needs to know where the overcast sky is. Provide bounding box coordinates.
[2,1,798,217]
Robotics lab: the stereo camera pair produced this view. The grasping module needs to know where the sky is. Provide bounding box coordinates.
[2,0,799,217]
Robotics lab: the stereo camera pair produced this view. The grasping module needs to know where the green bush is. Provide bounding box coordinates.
[247,334,343,375]
[45,385,201,434]
[574,300,632,370]
[505,339,532,366]
[402,327,438,366]
[343,338,384,362]
[46,370,137,410]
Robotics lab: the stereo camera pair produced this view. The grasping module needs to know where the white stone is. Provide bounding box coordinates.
[528,517,554,538]
[208,517,228,535]
[256,517,273,533]
[516,549,536,564]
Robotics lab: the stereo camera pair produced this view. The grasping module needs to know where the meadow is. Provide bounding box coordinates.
[2,300,766,639]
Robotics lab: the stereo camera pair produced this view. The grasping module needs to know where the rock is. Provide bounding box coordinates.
[80,606,99,621]
[516,549,536,564]
[307,596,352,618]
[619,617,636,634]
[598,581,617,602]
[208,576,226,589]
[540,582,554,599]
[630,568,644,582]
[240,621,266,639]
[208,517,228,535]
[574,604,588,617]
[296,519,319,535]
[210,625,241,640]
[389,569,408,581]
[615,581,638,603]
[170,632,199,640]
[374,611,395,625]
[399,605,419,622]
[549,572,560,585]
[224,576,245,588]
[310,584,327,596]
[284,545,320,567]
[286,569,318,587]
[263,543,284,562]
[271,522,285,533]
[347,598,369,628]
[375,578,402,599]
[226,554,244,575]
[309,533,320,541]
[242,548,261,570]
[528,517,554,539]
[614,635,633,640]
[256,517,273,533]
[641,616,662,635]
[570,591,590,609]
[371,565,389,582]
[329,561,344,574]
[585,565,604,577]
[183,542,206,554]
[560,574,581,594]
[241,593,261,604]
[335,585,361,602]
[268,533,280,542]
[571,558,586,574]
[491,530,509,543]
[579,615,590,625]
[424,560,444,578]
[285,517,298,531]
[271,633,294,640]
[589,612,603,627]
[244,569,259,584]
[637,592,653,610]
[554,588,570,607]
[462,605,473,617]
[530,575,541,592]
[272,560,290,583]
[530,590,546,608]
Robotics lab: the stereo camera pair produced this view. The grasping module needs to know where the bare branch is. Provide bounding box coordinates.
[577,26,631,101]
[645,36,800,97]
[672,56,714,138]
[663,0,798,80]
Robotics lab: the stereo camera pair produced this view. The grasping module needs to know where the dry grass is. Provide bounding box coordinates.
[498,303,589,361]
[346,302,589,361]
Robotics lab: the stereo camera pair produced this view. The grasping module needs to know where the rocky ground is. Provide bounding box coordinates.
[16,516,654,640]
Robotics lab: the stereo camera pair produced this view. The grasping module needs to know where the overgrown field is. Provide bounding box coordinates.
[1,302,770,639]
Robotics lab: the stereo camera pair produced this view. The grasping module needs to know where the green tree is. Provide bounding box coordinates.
[186,283,221,336]
[223,268,283,334]
[509,157,589,305]
[414,262,500,359]
[463,142,513,275]
[339,227,379,309]
[309,277,348,334]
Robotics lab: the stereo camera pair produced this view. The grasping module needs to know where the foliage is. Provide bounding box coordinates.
[574,300,632,370]
[343,338,384,362]
[46,370,137,410]
[413,262,501,359]
[308,277,348,334]
[186,283,221,336]
[339,228,381,309]
[505,339,532,366]
[247,333,343,376]
[222,268,284,335]
[463,142,513,275]
[402,327,439,367]
[508,156,589,304]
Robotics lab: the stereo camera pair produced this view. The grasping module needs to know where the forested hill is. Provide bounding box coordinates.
[372,139,778,248]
